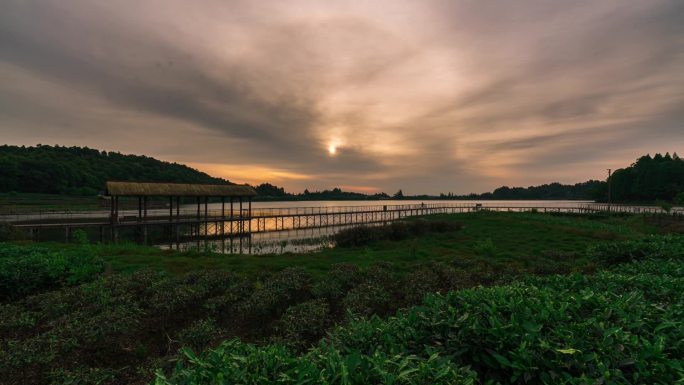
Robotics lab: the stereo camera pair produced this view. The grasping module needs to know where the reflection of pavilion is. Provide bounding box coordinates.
[106,181,257,248]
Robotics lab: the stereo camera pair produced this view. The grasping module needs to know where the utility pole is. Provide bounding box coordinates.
[607,169,612,212]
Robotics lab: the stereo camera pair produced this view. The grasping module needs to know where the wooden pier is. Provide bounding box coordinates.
[3,200,681,249]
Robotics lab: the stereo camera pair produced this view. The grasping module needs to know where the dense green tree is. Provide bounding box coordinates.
[608,153,684,203]
[0,145,231,195]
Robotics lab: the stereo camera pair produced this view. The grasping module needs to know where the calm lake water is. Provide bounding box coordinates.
[172,200,594,255]
[195,199,594,211]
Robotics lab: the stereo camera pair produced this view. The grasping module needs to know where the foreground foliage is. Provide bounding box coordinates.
[0,244,104,301]
[0,214,674,385]
[157,239,684,384]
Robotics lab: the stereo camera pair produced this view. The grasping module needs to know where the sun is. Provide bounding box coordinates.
[328,144,337,155]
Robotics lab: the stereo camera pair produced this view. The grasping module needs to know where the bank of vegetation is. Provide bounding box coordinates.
[1,212,682,384]
[3,145,682,205]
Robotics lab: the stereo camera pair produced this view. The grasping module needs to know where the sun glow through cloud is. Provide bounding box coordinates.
[1,1,683,194]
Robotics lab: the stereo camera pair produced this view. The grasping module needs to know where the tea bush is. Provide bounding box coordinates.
[329,259,684,384]
[174,318,222,353]
[332,225,381,247]
[588,234,684,265]
[4,234,682,385]
[311,263,362,306]
[276,299,330,349]
[0,244,104,301]
[158,240,684,385]
[237,267,313,325]
[153,339,477,385]
[333,219,463,247]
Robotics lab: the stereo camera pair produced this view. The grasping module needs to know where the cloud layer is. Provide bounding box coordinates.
[2,0,683,194]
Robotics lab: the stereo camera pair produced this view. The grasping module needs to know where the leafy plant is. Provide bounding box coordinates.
[472,238,498,258]
[0,244,104,300]
[154,339,477,385]
[276,299,330,349]
[174,318,222,353]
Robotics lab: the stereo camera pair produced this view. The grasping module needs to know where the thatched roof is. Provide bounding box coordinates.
[106,181,257,197]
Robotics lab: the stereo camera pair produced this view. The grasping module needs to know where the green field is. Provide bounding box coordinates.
[90,211,653,276]
[0,211,680,385]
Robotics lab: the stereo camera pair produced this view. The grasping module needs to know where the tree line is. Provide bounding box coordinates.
[0,145,230,195]
[607,153,684,204]
[1,145,682,204]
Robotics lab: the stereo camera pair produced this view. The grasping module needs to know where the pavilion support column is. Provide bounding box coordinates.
[137,196,142,244]
[229,198,234,253]
[176,196,180,250]
[196,197,201,249]
[169,196,173,249]
[113,196,119,243]
[204,196,209,243]
[110,195,115,243]
[239,197,243,253]
[143,196,148,245]
[248,197,252,254]
[221,197,226,253]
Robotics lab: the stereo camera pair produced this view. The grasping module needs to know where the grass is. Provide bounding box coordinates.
[81,211,655,277]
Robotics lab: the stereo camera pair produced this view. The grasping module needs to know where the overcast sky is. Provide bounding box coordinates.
[1,1,683,194]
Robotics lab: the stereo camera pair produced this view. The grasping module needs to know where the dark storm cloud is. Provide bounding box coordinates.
[1,0,683,193]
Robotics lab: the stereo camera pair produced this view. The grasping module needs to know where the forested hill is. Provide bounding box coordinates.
[0,145,231,195]
[610,153,684,202]
[2,145,681,204]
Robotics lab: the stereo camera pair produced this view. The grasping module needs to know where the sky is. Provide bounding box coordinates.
[1,1,683,195]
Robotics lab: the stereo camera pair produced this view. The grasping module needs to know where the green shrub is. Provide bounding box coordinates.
[343,282,393,318]
[238,267,312,323]
[386,221,411,241]
[333,219,463,247]
[276,299,330,349]
[329,257,684,384]
[402,262,470,304]
[159,254,684,384]
[71,229,89,245]
[174,318,222,353]
[203,279,252,318]
[0,244,104,301]
[472,238,498,257]
[0,269,245,385]
[588,235,684,266]
[154,339,477,385]
[333,225,381,247]
[311,263,362,305]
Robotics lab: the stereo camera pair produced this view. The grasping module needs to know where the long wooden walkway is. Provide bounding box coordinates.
[2,202,681,244]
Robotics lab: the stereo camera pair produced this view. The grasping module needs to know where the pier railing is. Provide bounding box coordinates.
[2,202,681,226]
